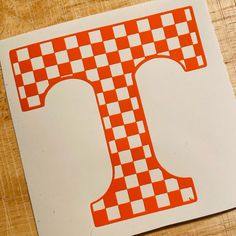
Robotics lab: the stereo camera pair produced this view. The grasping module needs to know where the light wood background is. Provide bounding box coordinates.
[0,0,236,235]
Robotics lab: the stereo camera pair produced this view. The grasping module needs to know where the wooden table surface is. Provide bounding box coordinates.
[0,0,236,235]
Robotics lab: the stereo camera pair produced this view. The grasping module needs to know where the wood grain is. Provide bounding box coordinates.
[0,0,236,235]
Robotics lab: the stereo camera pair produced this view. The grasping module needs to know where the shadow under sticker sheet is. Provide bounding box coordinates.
[1,0,236,235]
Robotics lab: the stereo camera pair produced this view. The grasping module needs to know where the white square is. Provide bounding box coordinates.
[46,65,59,79]
[128,134,142,148]
[37,80,49,94]
[80,45,93,58]
[156,193,170,208]
[191,32,198,44]
[116,87,129,101]
[158,51,170,56]
[18,87,26,99]
[167,37,180,50]
[93,199,105,211]
[119,48,132,62]
[180,60,186,68]
[134,58,145,66]
[65,36,78,49]
[131,97,139,110]
[185,9,192,21]
[95,54,108,67]
[107,102,120,116]
[116,190,130,204]
[97,93,105,105]
[119,150,132,164]
[109,140,117,153]
[125,174,139,188]
[31,57,44,70]
[110,63,123,77]
[22,71,35,85]
[17,48,29,61]
[150,169,163,182]
[182,45,195,59]
[137,121,145,133]
[181,187,194,202]
[101,78,114,91]
[143,43,156,56]
[114,165,123,179]
[141,184,154,198]
[134,159,148,173]
[128,34,141,47]
[122,111,135,124]
[86,69,99,82]
[152,28,165,41]
[40,42,54,55]
[144,145,151,158]
[28,95,40,107]
[197,56,204,66]
[107,206,120,221]
[71,59,84,73]
[103,117,111,129]
[125,73,133,86]
[131,200,145,214]
[113,126,126,139]
[161,13,175,26]
[176,22,189,36]
[55,50,69,64]
[89,30,102,43]
[104,39,117,53]
[165,178,179,192]
[13,63,20,75]
[137,19,150,32]
[113,25,126,38]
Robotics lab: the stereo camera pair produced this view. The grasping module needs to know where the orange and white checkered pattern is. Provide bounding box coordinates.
[10,6,206,226]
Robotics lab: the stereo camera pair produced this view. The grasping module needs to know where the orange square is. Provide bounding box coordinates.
[122,163,136,176]
[164,25,178,38]
[82,57,96,70]
[110,114,123,127]
[173,9,187,23]
[77,32,90,46]
[116,37,129,50]
[153,181,167,195]
[128,187,142,201]
[58,63,73,76]
[131,147,145,161]
[67,48,81,61]
[25,84,38,97]
[119,99,132,112]
[97,66,112,79]
[149,15,162,29]
[92,42,106,55]
[137,171,151,185]
[43,54,57,67]
[125,20,138,35]
[122,61,135,74]
[140,31,154,44]
[101,26,114,41]
[52,38,66,52]
[125,123,138,136]
[19,60,32,73]
[34,69,48,82]
[116,138,129,152]
[131,45,145,59]
[104,90,118,104]
[107,51,121,65]
[113,75,126,89]
[28,44,42,58]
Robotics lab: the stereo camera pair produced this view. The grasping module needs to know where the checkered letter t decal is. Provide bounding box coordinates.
[10,7,206,226]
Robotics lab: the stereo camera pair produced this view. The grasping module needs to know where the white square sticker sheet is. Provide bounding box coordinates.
[1,0,236,235]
